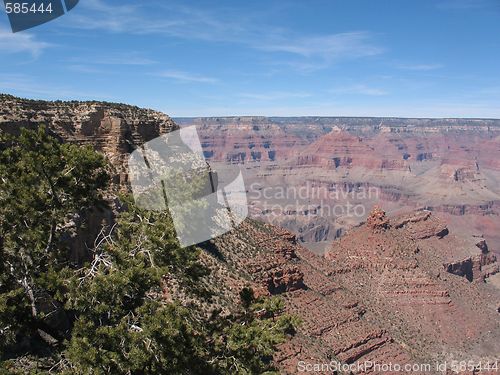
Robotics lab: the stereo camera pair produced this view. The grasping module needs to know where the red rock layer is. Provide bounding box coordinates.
[325,207,500,372]
[205,221,429,374]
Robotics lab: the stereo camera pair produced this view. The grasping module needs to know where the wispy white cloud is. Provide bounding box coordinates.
[157,70,218,83]
[66,0,219,38]
[67,53,157,67]
[239,91,311,101]
[64,52,156,74]
[62,1,383,71]
[255,32,383,72]
[84,56,156,65]
[67,64,106,74]
[67,0,146,33]
[258,32,383,60]
[397,63,444,71]
[329,84,388,96]
[0,26,51,57]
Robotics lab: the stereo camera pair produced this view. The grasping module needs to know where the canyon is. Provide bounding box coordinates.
[1,95,499,374]
[176,116,500,259]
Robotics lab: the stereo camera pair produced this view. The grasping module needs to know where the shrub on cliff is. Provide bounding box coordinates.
[0,127,297,374]
[0,125,109,356]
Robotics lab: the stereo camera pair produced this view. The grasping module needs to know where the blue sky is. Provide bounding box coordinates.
[1,0,500,117]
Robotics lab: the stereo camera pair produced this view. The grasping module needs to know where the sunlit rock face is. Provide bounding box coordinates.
[177,116,500,256]
[0,94,178,187]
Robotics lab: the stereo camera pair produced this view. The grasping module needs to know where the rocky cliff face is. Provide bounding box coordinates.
[324,207,500,370]
[196,208,500,374]
[0,94,177,186]
[198,219,418,373]
[0,94,177,262]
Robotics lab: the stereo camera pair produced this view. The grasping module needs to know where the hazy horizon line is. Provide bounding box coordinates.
[2,93,500,121]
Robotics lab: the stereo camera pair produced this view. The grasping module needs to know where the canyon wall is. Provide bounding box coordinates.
[177,116,500,256]
[0,94,177,186]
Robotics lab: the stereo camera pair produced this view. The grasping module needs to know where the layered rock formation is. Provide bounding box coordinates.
[198,219,416,373]
[0,94,178,264]
[324,207,500,371]
[0,94,177,186]
[196,207,500,374]
[177,116,500,257]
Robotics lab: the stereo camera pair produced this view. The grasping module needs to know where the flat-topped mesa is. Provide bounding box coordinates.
[0,95,178,187]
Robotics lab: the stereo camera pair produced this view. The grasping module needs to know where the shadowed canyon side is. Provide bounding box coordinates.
[176,117,500,257]
[1,96,500,374]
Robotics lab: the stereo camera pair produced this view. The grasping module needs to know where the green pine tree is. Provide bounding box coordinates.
[0,127,298,374]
